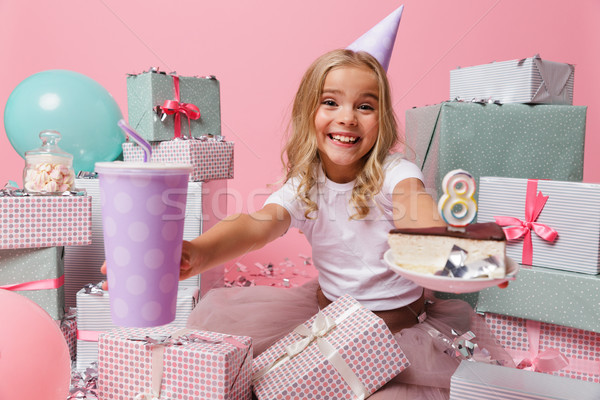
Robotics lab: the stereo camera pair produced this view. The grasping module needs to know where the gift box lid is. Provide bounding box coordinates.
[476,265,600,334]
[98,325,252,399]
[451,360,600,399]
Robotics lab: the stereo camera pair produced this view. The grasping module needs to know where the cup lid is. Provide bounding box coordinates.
[95,161,193,173]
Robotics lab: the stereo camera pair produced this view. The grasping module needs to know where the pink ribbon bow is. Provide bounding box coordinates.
[494,179,558,265]
[514,320,569,373]
[158,75,201,139]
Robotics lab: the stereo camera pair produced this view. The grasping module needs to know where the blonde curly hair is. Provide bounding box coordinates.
[282,49,401,220]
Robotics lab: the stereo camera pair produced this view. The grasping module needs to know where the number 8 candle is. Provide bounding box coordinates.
[438,169,477,228]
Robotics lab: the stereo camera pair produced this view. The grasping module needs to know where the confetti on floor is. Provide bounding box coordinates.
[224,254,318,288]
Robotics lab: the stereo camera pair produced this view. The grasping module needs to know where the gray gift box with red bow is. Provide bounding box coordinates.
[127,70,222,141]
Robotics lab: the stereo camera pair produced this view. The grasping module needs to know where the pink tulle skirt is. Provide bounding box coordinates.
[186,279,514,399]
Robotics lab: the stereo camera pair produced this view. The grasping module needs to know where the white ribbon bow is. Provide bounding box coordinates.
[285,311,337,357]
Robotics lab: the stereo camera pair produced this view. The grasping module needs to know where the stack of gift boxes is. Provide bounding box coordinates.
[67,69,236,374]
[1,69,236,386]
[405,54,600,396]
[0,194,93,361]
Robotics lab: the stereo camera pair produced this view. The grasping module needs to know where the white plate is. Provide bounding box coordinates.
[384,250,519,293]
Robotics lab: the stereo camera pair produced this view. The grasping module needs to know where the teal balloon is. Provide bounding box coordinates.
[4,69,125,172]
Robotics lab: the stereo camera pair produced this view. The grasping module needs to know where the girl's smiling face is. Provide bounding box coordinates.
[314,66,380,183]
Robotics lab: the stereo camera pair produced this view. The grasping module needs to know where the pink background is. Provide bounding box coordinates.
[1,0,599,271]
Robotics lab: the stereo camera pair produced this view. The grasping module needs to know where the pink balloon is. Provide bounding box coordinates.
[0,289,71,399]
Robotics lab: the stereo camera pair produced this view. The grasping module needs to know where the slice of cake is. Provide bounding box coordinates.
[387,222,506,276]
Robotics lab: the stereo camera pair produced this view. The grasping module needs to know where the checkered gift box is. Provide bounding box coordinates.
[98,326,252,400]
[485,313,600,383]
[252,294,409,399]
[0,196,91,249]
[122,140,234,181]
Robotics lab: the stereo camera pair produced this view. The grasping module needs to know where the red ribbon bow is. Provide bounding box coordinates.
[494,179,558,265]
[158,75,201,139]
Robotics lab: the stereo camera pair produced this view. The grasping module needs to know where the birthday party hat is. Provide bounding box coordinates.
[346,5,404,71]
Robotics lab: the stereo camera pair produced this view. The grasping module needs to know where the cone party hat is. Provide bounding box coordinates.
[346,5,404,71]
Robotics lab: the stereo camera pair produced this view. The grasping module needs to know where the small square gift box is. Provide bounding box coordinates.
[0,246,65,320]
[127,68,222,141]
[64,178,213,308]
[252,294,410,399]
[477,177,600,274]
[404,102,586,202]
[76,284,198,371]
[483,313,600,383]
[450,360,600,400]
[449,54,575,105]
[122,139,234,181]
[0,195,91,249]
[98,326,253,400]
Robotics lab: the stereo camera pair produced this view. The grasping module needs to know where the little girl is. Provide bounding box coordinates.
[181,49,512,399]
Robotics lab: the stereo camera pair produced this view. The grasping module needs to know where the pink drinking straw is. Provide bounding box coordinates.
[117,119,152,162]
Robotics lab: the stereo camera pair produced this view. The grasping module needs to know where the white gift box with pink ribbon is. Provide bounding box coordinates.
[97,326,252,400]
[477,176,600,274]
[252,294,410,400]
[483,313,600,383]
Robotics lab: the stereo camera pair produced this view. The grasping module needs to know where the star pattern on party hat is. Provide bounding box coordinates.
[346,5,404,71]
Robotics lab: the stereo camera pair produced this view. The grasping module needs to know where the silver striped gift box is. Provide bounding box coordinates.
[450,55,574,105]
[64,179,223,307]
[75,285,199,371]
[450,361,600,400]
[477,177,600,274]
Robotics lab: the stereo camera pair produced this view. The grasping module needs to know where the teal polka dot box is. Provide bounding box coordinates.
[404,101,586,203]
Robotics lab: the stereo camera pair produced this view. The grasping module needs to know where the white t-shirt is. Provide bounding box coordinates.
[265,154,424,311]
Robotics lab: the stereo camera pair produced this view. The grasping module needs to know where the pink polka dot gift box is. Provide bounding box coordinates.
[76,285,198,372]
[484,313,600,383]
[122,139,234,182]
[0,195,91,249]
[252,294,410,400]
[98,325,253,400]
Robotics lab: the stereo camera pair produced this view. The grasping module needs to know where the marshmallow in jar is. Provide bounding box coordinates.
[23,130,75,194]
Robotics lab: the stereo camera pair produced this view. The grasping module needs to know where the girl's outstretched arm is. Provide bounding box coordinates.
[179,203,291,281]
[392,178,446,229]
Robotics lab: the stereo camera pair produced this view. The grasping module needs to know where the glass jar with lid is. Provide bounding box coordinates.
[23,130,75,194]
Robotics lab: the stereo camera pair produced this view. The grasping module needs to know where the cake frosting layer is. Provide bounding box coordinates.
[389,222,506,241]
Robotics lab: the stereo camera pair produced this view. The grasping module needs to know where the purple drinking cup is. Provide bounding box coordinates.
[96,161,192,327]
